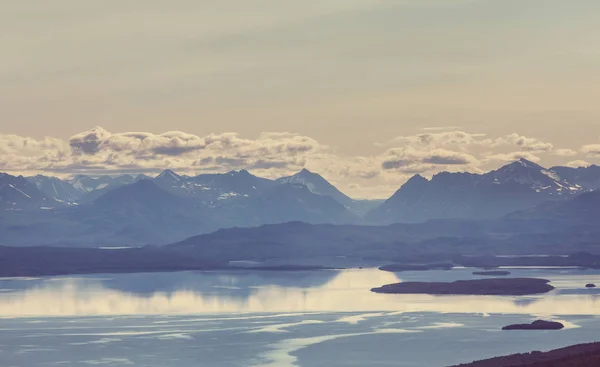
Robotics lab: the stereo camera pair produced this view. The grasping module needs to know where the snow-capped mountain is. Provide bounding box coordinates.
[0,173,58,210]
[485,159,581,195]
[153,169,276,203]
[70,174,149,203]
[26,175,83,203]
[550,164,600,190]
[69,174,142,193]
[368,159,587,224]
[276,168,353,206]
[65,179,220,245]
[1,159,597,246]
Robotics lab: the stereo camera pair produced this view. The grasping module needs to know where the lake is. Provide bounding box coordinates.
[1,268,600,366]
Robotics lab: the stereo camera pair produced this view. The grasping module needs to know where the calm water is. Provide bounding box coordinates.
[1,268,600,367]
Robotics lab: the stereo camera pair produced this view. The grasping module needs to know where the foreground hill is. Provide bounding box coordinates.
[452,342,600,367]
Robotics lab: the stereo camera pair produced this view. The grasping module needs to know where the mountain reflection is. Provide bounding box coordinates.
[1,269,600,318]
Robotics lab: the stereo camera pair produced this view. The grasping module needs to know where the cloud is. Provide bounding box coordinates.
[421,126,464,131]
[491,133,553,152]
[566,160,591,168]
[582,144,600,157]
[0,127,591,198]
[422,155,472,165]
[386,131,487,148]
[554,148,577,157]
[1,127,326,179]
[485,151,541,163]
[381,147,478,173]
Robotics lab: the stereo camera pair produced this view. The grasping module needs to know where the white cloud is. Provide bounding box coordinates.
[566,160,591,168]
[0,127,593,198]
[554,148,577,157]
[491,133,554,152]
[381,147,478,172]
[485,151,542,163]
[385,131,487,148]
[582,144,600,157]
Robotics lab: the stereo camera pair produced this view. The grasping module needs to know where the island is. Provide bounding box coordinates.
[502,320,564,330]
[472,271,511,276]
[450,342,600,367]
[371,278,554,296]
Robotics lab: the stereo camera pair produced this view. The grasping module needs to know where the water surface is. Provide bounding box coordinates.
[1,268,600,366]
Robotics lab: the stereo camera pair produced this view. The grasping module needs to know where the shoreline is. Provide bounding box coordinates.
[451,342,600,367]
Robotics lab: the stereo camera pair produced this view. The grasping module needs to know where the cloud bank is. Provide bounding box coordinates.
[1,127,596,198]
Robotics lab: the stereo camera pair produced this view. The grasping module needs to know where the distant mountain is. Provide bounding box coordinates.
[153,169,276,204]
[488,159,580,196]
[0,173,58,211]
[550,164,600,190]
[70,174,148,203]
[2,160,597,247]
[275,168,384,215]
[237,183,358,226]
[26,175,82,203]
[505,189,600,231]
[276,169,353,205]
[368,159,586,224]
[64,179,217,246]
[0,179,357,246]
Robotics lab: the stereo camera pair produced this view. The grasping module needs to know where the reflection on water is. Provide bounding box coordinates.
[3,269,600,367]
[2,268,600,318]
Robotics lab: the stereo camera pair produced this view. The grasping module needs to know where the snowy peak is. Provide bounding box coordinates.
[0,173,57,210]
[486,159,581,195]
[368,159,587,224]
[276,169,353,206]
[550,165,600,190]
[152,169,275,202]
[229,169,251,176]
[156,169,182,182]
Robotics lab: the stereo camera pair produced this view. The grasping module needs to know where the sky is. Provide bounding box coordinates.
[1,0,600,198]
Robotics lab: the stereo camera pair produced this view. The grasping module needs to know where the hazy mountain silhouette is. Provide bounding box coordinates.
[26,175,83,203]
[0,173,57,211]
[551,164,600,190]
[368,159,584,224]
[1,160,598,247]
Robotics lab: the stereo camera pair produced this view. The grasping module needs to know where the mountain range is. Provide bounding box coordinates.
[368,159,588,224]
[1,159,599,247]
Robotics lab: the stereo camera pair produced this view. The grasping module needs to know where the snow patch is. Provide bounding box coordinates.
[8,184,31,199]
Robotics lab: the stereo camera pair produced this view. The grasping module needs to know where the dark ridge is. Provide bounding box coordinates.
[450,342,600,367]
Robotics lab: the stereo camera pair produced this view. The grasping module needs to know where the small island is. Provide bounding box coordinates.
[371,278,554,296]
[502,320,564,330]
[472,271,511,276]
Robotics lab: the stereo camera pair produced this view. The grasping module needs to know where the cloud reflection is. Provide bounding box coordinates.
[1,269,600,318]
